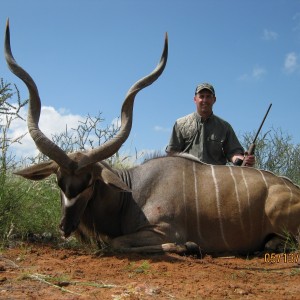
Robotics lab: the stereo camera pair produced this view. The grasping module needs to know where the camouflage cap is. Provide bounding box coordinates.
[195,83,215,95]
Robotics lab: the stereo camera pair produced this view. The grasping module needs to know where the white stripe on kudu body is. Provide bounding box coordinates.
[192,162,204,242]
[182,169,188,235]
[258,170,269,235]
[281,178,294,226]
[229,167,246,235]
[241,168,253,237]
[258,170,269,188]
[211,165,230,250]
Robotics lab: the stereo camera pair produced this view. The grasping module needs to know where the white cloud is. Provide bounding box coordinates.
[6,106,85,159]
[39,106,85,136]
[238,65,266,81]
[237,73,249,81]
[284,52,298,73]
[5,105,126,162]
[252,66,267,79]
[262,29,278,41]
[292,13,300,32]
[293,12,300,21]
[154,125,170,133]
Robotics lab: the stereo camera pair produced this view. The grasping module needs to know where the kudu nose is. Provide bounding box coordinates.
[59,219,80,238]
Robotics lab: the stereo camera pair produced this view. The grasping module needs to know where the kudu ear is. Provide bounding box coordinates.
[100,168,131,192]
[14,161,59,180]
[94,164,131,192]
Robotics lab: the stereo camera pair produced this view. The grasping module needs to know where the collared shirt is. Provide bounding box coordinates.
[166,112,244,165]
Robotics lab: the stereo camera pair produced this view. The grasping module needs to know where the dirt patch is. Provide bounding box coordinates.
[0,243,299,299]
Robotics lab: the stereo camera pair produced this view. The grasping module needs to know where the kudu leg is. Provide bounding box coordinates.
[109,231,202,255]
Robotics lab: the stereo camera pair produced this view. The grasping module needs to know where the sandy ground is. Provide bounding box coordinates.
[0,243,300,299]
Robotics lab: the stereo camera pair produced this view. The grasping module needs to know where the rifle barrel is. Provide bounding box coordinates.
[253,103,272,143]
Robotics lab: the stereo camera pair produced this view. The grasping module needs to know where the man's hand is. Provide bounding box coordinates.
[232,152,255,167]
[243,152,255,167]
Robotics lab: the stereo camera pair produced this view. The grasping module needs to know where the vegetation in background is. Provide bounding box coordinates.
[242,128,300,185]
[0,79,28,173]
[0,77,299,251]
[0,80,60,245]
[0,174,60,243]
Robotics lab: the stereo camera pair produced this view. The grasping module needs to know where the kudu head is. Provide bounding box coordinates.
[4,19,168,238]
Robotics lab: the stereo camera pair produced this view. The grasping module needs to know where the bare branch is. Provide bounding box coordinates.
[0,78,27,174]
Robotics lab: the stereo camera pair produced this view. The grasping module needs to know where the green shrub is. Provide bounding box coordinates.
[0,173,61,245]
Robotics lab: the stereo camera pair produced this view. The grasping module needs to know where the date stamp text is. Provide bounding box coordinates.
[264,253,299,263]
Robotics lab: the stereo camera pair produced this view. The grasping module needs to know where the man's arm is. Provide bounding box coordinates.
[224,123,255,167]
[166,122,184,154]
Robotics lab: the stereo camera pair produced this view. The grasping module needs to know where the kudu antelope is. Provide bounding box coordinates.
[5,21,300,255]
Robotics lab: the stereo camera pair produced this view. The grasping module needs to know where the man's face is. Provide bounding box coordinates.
[194,89,216,117]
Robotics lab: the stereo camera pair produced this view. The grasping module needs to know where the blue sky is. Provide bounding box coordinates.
[1,0,300,160]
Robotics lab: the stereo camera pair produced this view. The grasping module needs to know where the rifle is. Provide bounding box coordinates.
[235,103,272,166]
